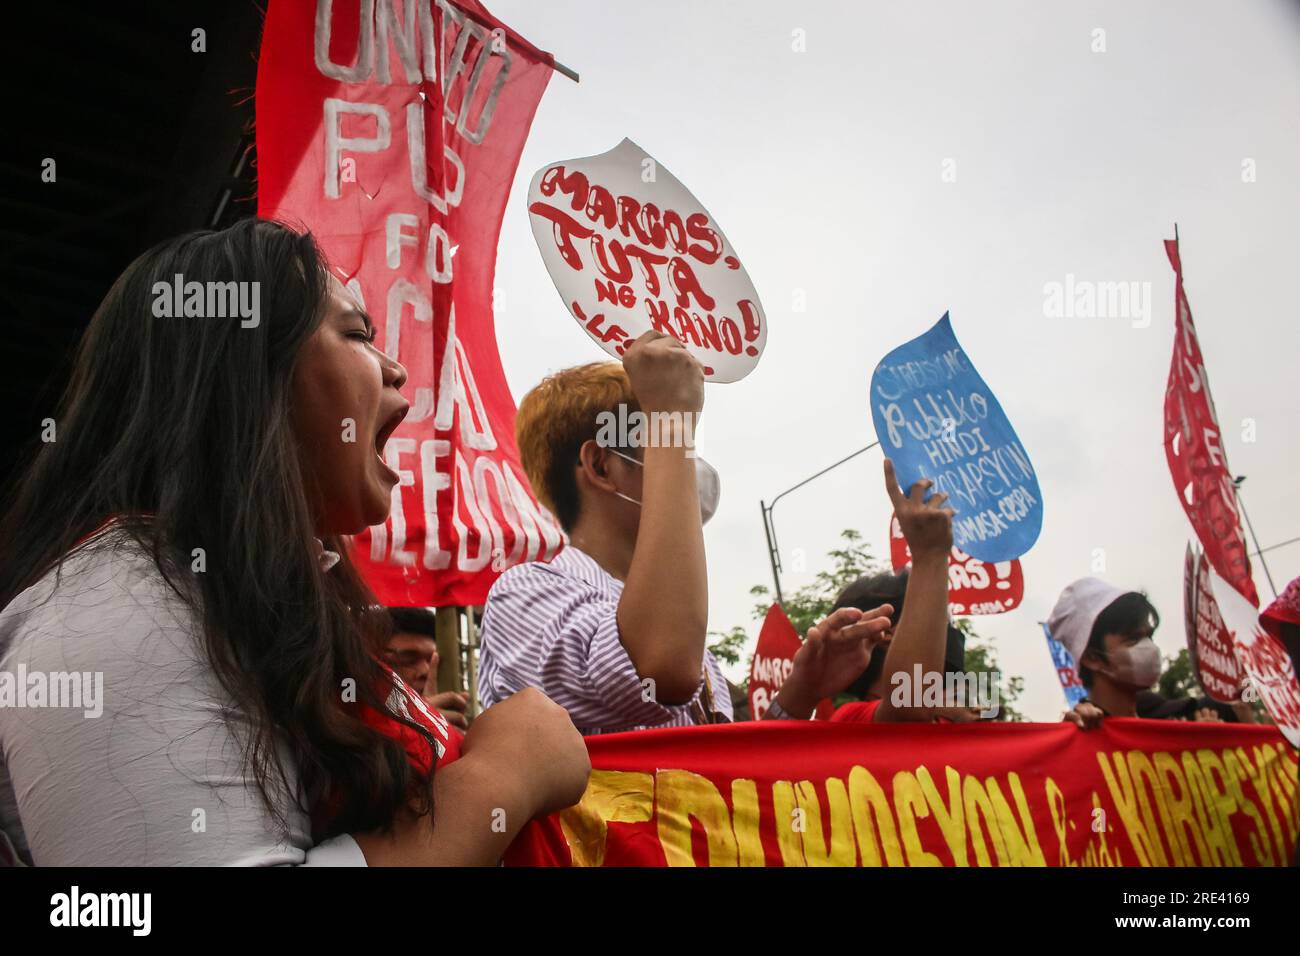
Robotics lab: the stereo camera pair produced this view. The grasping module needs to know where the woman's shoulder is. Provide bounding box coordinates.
[0,525,201,671]
[0,527,316,865]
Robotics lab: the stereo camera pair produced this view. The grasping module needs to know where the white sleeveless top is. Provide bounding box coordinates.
[0,527,363,866]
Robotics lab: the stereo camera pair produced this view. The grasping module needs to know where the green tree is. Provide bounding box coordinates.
[708,529,1025,721]
[1157,648,1197,699]
[706,625,748,667]
[707,528,881,666]
[957,619,1025,722]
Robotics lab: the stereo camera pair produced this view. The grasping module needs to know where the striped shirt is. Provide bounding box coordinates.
[477,547,733,735]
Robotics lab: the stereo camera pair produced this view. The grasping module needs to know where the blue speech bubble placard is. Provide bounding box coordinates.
[869,312,1043,563]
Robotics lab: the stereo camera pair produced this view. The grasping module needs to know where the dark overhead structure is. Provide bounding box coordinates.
[3,1,265,492]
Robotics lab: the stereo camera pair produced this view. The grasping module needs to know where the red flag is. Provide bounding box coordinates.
[1162,237,1258,607]
[748,604,831,721]
[256,0,564,606]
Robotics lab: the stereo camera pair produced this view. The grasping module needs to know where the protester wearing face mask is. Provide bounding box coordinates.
[1050,578,1163,728]
[477,331,893,734]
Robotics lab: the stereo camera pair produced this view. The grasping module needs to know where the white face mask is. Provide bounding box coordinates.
[1104,638,1162,689]
[608,449,720,526]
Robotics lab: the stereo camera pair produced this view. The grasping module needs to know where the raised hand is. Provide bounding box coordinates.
[622,330,704,418]
[777,605,894,718]
[884,458,953,560]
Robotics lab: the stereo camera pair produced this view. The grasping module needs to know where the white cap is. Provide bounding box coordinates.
[1046,577,1126,666]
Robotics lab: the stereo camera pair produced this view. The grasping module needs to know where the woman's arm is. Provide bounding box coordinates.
[353,687,591,866]
[351,755,535,866]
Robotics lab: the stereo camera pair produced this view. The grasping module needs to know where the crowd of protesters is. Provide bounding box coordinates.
[0,221,1295,867]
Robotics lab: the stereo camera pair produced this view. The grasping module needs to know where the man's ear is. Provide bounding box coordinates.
[576,439,619,494]
[1079,646,1106,678]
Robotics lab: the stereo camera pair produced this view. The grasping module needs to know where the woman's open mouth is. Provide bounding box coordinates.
[374,402,410,480]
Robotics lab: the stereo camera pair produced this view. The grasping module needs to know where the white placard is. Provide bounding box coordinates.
[527,138,766,383]
[1209,569,1300,748]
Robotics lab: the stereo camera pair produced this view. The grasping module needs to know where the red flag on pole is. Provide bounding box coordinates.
[1162,235,1258,607]
[256,0,565,606]
[748,604,832,721]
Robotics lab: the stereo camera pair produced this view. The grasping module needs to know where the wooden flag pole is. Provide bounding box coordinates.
[550,60,580,83]
[452,3,580,83]
[434,606,462,694]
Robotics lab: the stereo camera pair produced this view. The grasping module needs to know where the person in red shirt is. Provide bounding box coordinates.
[828,571,976,724]
[831,462,962,724]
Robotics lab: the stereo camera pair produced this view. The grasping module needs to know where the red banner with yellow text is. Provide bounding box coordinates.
[505,721,1298,866]
[256,0,564,606]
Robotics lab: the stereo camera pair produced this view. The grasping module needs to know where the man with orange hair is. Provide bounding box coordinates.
[477,330,901,735]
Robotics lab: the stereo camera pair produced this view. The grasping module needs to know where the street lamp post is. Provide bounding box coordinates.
[760,442,880,607]
[1233,475,1278,600]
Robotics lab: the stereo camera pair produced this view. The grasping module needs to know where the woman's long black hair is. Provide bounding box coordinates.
[0,218,432,839]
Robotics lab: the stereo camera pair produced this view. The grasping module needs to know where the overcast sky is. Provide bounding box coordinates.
[485,0,1300,719]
